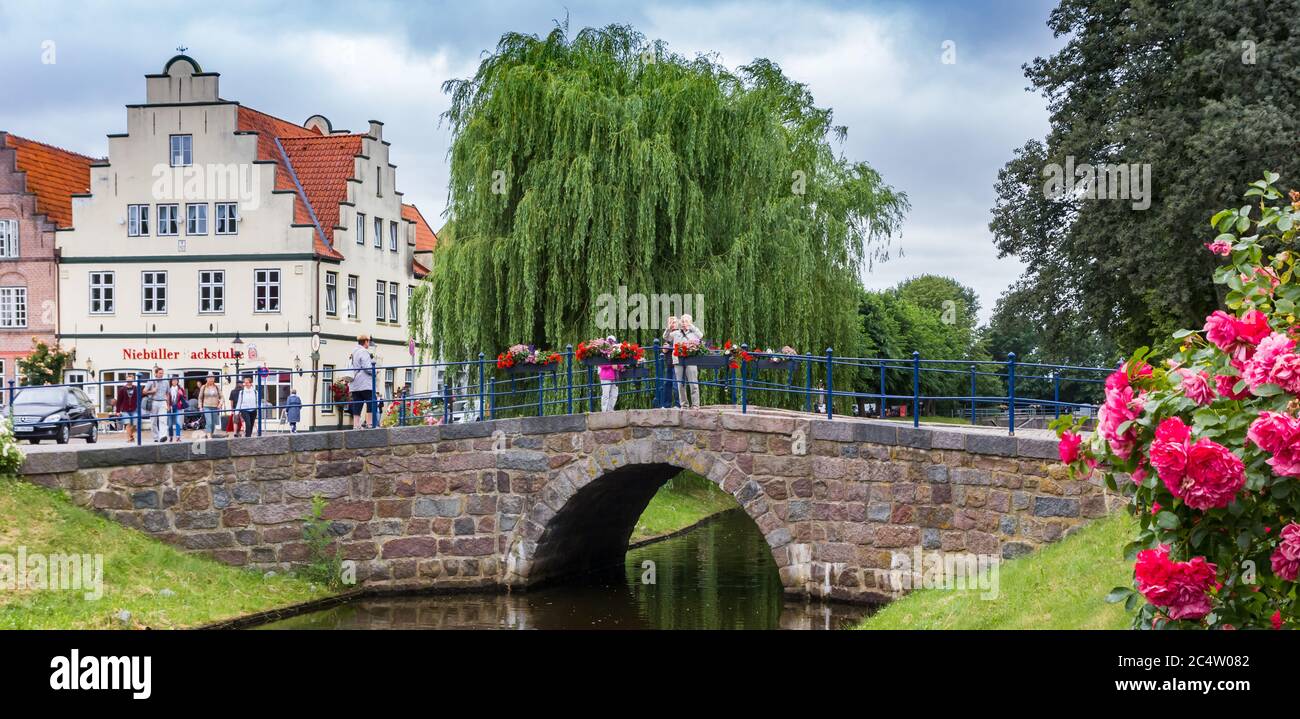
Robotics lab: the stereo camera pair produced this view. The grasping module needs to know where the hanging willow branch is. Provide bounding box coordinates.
[411,23,908,360]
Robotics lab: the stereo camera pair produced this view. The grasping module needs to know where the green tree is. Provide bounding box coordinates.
[990,0,1300,355]
[17,339,73,386]
[894,274,981,354]
[411,23,907,360]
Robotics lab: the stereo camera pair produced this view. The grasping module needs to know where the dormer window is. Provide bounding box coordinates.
[169,135,192,167]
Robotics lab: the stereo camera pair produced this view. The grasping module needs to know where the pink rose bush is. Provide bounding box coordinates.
[1056,174,1300,629]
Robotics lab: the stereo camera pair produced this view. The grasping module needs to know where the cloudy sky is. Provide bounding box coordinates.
[0,0,1064,322]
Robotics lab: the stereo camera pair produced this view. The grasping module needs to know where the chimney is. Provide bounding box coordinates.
[367,120,384,141]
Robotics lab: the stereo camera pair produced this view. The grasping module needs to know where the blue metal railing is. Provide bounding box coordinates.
[2,345,1111,445]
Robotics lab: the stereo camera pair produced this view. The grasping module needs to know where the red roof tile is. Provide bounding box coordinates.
[279,134,363,258]
[402,203,438,252]
[3,133,97,229]
[235,106,345,260]
[412,257,430,278]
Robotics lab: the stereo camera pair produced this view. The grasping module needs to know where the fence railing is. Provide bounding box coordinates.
[3,343,1113,446]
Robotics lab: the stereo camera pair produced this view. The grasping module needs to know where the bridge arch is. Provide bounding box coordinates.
[504,435,795,591]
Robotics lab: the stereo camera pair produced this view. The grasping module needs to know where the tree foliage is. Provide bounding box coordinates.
[411,23,907,359]
[990,0,1300,355]
[17,339,73,387]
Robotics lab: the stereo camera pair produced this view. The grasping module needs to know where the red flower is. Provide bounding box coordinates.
[1058,431,1082,464]
[1134,545,1217,621]
[1272,610,1284,630]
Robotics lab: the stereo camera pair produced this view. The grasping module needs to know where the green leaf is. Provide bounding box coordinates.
[1155,511,1180,530]
[1106,586,1132,604]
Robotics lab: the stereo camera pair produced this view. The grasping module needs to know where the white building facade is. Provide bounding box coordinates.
[57,55,439,429]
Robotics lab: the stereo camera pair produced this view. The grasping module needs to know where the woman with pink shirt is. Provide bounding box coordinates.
[598,335,622,411]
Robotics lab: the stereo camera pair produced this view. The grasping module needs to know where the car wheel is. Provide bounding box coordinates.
[56,424,69,444]
[27,438,39,445]
[86,423,98,444]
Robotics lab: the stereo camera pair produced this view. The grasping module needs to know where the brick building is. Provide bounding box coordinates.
[0,133,96,386]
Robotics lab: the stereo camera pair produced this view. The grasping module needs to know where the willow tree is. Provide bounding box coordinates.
[412,23,908,361]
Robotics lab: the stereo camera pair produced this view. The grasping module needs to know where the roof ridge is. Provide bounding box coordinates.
[235,104,319,138]
[3,133,102,163]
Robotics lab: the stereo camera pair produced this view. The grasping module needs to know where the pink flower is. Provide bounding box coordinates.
[1270,522,1300,582]
[1152,417,1246,510]
[1098,387,1144,460]
[1215,374,1251,400]
[1247,412,1300,477]
[1135,545,1217,621]
[1058,431,1082,464]
[1149,417,1190,484]
[1178,440,1247,510]
[1177,369,1215,405]
[1272,611,1283,630]
[1206,310,1273,363]
[1243,332,1297,390]
[1151,501,1162,515]
[1204,239,1232,256]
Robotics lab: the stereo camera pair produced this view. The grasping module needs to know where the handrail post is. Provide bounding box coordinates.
[652,339,661,409]
[824,347,833,420]
[369,359,378,429]
[537,365,545,417]
[911,351,920,429]
[134,376,143,445]
[1007,352,1017,436]
[740,344,749,414]
[587,364,596,413]
[565,344,574,414]
[5,379,12,418]
[477,354,485,421]
[256,368,264,437]
[878,360,885,418]
[1052,370,1061,420]
[969,364,977,425]
[805,356,813,413]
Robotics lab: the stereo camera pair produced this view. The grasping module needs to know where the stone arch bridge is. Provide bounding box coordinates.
[18,408,1112,603]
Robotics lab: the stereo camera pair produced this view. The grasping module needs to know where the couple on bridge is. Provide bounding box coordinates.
[663,314,703,409]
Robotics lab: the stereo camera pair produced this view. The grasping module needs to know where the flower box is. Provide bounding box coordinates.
[580,356,638,367]
[502,363,557,376]
[678,353,730,369]
[753,357,801,371]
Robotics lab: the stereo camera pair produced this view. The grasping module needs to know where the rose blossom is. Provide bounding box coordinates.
[1243,332,1297,390]
[1247,412,1300,478]
[1215,374,1251,400]
[1058,431,1082,464]
[1135,545,1217,621]
[1177,369,1215,405]
[1204,310,1271,362]
[1204,239,1232,256]
[1149,417,1190,484]
[1272,611,1283,630]
[1098,384,1144,460]
[1150,417,1246,510]
[1179,440,1247,510]
[1270,522,1300,582]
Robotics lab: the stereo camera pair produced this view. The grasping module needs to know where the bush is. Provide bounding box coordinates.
[0,418,26,474]
[1055,174,1300,630]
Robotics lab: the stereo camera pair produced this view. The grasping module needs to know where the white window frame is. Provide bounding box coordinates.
[389,220,398,252]
[356,213,366,245]
[388,282,399,324]
[215,203,239,235]
[321,364,335,414]
[141,271,167,314]
[89,271,115,315]
[198,269,224,314]
[325,271,338,316]
[169,134,192,167]
[127,204,149,237]
[186,203,208,235]
[157,204,179,236]
[375,280,386,322]
[373,217,382,248]
[346,275,358,318]
[0,219,18,258]
[254,268,281,313]
[0,287,27,328]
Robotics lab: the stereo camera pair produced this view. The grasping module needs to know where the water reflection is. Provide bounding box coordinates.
[258,509,875,630]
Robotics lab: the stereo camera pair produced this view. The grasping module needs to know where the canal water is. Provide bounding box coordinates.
[257,508,875,630]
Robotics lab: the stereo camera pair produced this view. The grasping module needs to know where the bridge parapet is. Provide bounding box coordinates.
[17,410,1116,602]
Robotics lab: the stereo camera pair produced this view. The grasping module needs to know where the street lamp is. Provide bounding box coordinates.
[231,332,245,383]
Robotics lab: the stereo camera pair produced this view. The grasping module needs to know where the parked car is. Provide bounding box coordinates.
[9,385,100,444]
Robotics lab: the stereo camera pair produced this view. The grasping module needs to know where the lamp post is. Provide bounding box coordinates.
[231,332,245,382]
